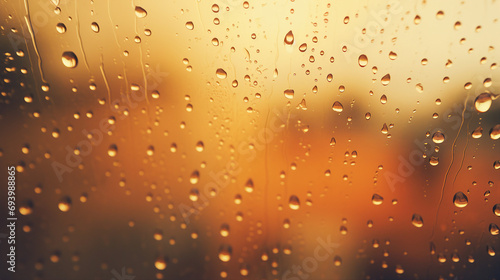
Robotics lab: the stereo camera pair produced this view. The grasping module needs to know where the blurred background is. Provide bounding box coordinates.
[0,0,499,279]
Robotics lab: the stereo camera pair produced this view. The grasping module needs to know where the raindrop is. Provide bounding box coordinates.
[432,131,445,143]
[154,257,167,270]
[185,21,194,30]
[381,74,391,86]
[218,245,232,262]
[299,43,307,52]
[58,196,71,212]
[453,192,468,208]
[358,54,368,67]
[372,194,383,205]
[91,22,99,33]
[489,223,499,235]
[284,30,294,45]
[135,6,147,18]
[490,124,500,140]
[61,52,78,68]
[216,68,227,79]
[475,93,493,113]
[288,195,300,210]
[411,214,424,228]
[244,179,254,193]
[56,23,66,33]
[332,101,343,112]
[284,89,294,99]
[493,204,500,216]
[107,144,118,157]
[190,171,200,184]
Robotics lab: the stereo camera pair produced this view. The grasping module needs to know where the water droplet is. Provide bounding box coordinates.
[432,131,445,143]
[58,196,71,212]
[475,93,493,113]
[358,54,368,67]
[487,245,496,256]
[154,257,167,270]
[195,141,204,152]
[411,214,424,228]
[372,194,383,205]
[61,51,78,68]
[91,22,99,33]
[389,51,397,60]
[288,195,300,210]
[56,23,66,33]
[218,245,232,262]
[299,43,307,52]
[453,191,468,208]
[284,31,294,45]
[244,179,254,193]
[284,89,294,99]
[220,223,230,237]
[135,6,147,18]
[332,101,343,112]
[185,21,194,30]
[489,223,499,235]
[107,144,118,157]
[493,204,500,216]
[216,68,227,79]
[190,170,200,184]
[146,145,155,156]
[472,126,483,138]
[490,124,500,140]
[189,188,200,201]
[381,74,391,86]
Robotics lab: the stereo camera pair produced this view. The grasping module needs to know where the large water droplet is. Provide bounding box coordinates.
[135,6,147,18]
[474,92,492,113]
[411,214,424,228]
[58,196,71,212]
[218,245,232,262]
[453,191,468,208]
[107,144,118,157]
[489,223,499,235]
[216,68,227,79]
[62,51,78,68]
[332,101,343,112]
[381,74,391,86]
[284,31,294,45]
[284,89,294,99]
[288,195,300,210]
[432,131,445,143]
[244,179,254,193]
[490,124,500,140]
[358,54,368,67]
[154,257,167,270]
[372,194,383,205]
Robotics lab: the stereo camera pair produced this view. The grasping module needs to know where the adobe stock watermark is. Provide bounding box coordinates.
[7,0,69,51]
[178,107,296,224]
[51,66,169,182]
[340,0,403,62]
[282,235,340,280]
[384,73,500,191]
[110,267,135,280]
